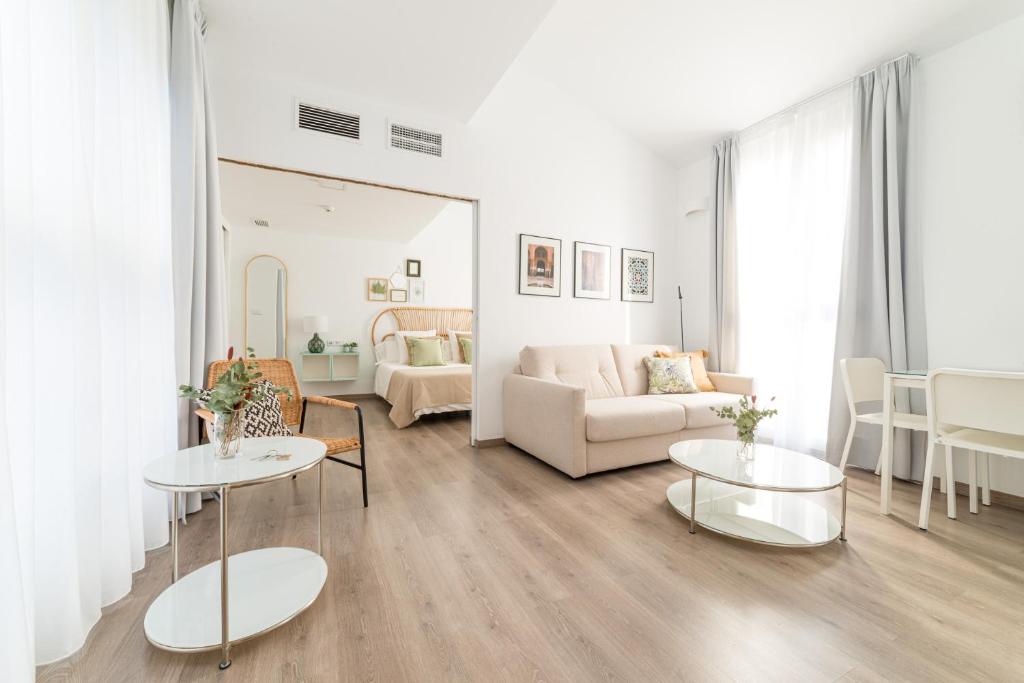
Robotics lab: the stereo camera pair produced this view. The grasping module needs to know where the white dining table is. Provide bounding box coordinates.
[879,371,927,514]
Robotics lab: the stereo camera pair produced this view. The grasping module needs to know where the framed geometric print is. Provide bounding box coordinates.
[621,248,654,302]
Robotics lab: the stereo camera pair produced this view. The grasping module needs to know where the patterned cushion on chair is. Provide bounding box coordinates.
[243,380,292,437]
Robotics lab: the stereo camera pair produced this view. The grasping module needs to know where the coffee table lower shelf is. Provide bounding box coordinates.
[667,478,842,547]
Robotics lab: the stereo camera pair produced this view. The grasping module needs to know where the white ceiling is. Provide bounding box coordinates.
[515,0,1024,163]
[203,0,1024,165]
[219,161,456,242]
[201,0,555,121]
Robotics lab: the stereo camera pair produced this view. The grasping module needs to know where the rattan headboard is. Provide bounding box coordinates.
[370,306,473,345]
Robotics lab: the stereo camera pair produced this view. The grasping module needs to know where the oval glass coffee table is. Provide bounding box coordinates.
[143,436,328,669]
[667,439,847,547]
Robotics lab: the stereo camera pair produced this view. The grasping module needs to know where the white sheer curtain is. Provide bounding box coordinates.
[0,0,176,676]
[733,86,853,456]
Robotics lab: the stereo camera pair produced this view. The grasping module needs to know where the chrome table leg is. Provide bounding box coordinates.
[840,477,848,542]
[689,473,698,534]
[218,485,231,670]
[317,461,324,557]
[171,493,179,583]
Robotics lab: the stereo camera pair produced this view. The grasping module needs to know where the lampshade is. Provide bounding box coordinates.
[303,315,328,334]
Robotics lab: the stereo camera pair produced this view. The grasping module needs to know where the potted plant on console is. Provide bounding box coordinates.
[178,346,292,459]
[711,395,777,460]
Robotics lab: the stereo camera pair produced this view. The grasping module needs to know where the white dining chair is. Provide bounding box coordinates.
[839,358,932,477]
[918,368,1024,530]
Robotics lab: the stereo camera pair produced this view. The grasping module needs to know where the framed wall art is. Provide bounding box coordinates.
[367,277,389,302]
[621,248,653,303]
[518,234,561,297]
[573,241,611,299]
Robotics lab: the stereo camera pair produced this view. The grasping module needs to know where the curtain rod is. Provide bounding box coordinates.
[736,53,914,136]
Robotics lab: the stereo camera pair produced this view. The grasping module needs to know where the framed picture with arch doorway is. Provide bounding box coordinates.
[518,234,561,297]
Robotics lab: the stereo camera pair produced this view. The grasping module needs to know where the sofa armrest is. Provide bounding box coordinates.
[708,372,755,396]
[503,374,587,478]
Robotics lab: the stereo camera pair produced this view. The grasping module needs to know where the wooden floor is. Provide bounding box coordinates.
[40,398,1024,682]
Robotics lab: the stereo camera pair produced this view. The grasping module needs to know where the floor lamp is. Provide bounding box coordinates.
[677,286,685,351]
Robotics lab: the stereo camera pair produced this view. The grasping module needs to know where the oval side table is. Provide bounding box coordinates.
[143,436,328,670]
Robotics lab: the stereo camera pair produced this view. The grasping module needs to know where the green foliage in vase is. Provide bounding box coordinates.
[178,346,292,415]
[710,395,778,446]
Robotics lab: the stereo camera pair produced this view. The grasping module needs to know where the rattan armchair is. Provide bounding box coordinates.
[198,358,367,507]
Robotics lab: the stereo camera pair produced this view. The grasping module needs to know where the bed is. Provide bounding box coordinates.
[371,306,473,428]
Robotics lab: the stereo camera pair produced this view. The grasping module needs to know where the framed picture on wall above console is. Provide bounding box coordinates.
[409,278,425,303]
[573,241,611,300]
[367,277,389,302]
[621,248,654,302]
[518,234,562,297]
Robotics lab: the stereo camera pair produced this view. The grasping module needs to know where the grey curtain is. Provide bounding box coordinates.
[708,138,738,373]
[826,55,928,478]
[170,0,228,449]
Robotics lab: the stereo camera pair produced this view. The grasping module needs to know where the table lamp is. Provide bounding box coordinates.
[303,315,328,353]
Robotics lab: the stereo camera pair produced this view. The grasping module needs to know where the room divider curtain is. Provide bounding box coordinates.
[0,0,177,676]
[731,85,854,455]
[825,55,927,476]
[171,0,228,449]
[707,138,738,373]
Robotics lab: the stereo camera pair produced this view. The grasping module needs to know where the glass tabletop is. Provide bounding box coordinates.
[143,436,327,491]
[668,439,844,491]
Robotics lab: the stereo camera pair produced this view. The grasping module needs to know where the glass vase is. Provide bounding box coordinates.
[211,410,246,459]
[737,439,754,461]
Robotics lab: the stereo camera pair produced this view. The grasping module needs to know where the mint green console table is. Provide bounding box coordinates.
[300,351,359,382]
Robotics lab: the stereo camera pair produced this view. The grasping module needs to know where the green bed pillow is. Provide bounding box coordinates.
[458,337,473,364]
[406,336,446,367]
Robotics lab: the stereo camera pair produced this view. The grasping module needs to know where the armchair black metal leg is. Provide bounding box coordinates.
[356,406,368,508]
[359,445,368,508]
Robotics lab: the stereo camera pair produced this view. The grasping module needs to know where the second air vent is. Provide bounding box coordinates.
[390,122,443,157]
[297,102,360,140]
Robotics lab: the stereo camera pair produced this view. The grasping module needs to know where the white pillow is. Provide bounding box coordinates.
[447,330,471,363]
[394,330,436,365]
[374,340,400,363]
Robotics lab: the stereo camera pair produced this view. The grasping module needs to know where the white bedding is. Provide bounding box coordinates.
[374,361,472,416]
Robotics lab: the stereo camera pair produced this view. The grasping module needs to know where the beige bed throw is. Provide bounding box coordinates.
[386,366,472,428]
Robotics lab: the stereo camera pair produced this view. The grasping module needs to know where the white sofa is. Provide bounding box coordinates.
[503,344,755,478]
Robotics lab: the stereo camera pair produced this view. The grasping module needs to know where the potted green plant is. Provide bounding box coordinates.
[178,347,292,459]
[710,395,778,460]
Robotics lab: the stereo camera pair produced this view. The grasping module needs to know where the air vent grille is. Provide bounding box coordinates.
[390,123,443,157]
[298,103,360,140]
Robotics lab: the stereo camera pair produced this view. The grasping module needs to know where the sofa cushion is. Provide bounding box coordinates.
[585,396,686,442]
[611,344,671,396]
[644,392,744,429]
[520,345,625,399]
[654,350,716,392]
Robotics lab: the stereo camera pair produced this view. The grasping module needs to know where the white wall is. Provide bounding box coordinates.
[228,202,473,396]
[210,59,678,440]
[676,157,712,352]
[913,14,1024,495]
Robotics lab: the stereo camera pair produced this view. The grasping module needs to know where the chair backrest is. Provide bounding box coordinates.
[840,358,886,411]
[927,368,1024,437]
[206,357,303,427]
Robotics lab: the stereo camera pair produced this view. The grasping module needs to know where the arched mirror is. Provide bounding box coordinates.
[244,255,288,358]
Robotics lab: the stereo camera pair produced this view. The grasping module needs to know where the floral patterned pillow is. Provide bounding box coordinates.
[643,355,699,395]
